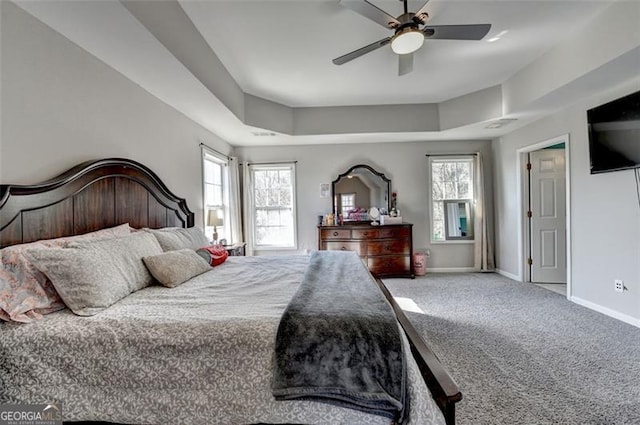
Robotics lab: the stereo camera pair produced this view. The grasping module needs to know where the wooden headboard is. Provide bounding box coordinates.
[0,158,194,249]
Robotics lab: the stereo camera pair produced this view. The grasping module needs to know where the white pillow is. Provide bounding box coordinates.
[25,232,163,316]
[145,227,209,251]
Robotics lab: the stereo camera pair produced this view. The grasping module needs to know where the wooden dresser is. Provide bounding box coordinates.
[317,223,414,278]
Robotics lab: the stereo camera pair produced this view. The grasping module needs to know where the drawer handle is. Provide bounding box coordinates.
[341,247,347,251]
[363,232,369,236]
[333,231,339,236]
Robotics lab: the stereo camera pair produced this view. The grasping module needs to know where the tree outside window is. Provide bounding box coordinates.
[430,158,473,241]
[251,164,297,248]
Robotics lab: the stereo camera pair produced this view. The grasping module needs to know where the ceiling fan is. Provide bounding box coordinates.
[333,0,491,75]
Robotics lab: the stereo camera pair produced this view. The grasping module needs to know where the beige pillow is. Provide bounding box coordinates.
[0,223,133,323]
[25,232,163,316]
[143,249,211,288]
[145,227,209,252]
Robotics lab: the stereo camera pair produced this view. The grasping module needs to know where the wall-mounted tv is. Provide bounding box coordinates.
[587,90,640,174]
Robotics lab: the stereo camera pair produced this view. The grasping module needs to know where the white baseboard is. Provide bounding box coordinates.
[427,267,477,273]
[570,296,640,329]
[496,268,520,281]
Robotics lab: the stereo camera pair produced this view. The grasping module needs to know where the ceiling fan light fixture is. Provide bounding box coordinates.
[391,28,424,55]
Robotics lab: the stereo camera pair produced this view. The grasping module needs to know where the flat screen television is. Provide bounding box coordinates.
[587,90,640,174]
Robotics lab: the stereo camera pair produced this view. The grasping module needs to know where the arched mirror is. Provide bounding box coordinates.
[332,164,391,222]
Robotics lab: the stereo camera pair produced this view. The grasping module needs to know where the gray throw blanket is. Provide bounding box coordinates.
[272,250,408,423]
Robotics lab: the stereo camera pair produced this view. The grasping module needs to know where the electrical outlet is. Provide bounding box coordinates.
[425,249,431,258]
[614,280,624,292]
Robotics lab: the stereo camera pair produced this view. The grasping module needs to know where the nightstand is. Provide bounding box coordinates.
[223,242,246,256]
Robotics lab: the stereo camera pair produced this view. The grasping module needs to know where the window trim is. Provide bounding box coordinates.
[201,147,229,242]
[428,155,475,244]
[248,162,298,250]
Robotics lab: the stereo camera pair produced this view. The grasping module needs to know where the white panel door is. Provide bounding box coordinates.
[530,150,566,283]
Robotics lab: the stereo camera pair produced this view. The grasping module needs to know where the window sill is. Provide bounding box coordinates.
[253,245,298,251]
[430,239,475,245]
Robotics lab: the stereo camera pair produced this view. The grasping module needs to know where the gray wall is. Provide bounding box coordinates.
[0,2,232,227]
[493,77,640,325]
[235,139,493,270]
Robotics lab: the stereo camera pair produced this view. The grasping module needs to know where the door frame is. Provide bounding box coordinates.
[516,134,572,298]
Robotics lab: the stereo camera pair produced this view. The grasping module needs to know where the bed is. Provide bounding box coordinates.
[0,158,461,425]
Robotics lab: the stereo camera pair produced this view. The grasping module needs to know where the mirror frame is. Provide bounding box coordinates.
[443,199,474,240]
[332,164,391,219]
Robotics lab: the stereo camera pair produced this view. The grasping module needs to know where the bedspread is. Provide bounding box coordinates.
[0,254,445,425]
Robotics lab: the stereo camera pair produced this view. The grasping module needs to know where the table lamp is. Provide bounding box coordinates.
[207,209,224,244]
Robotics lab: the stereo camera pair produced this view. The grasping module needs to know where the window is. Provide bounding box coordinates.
[249,163,297,249]
[340,193,356,216]
[202,150,229,243]
[429,156,474,242]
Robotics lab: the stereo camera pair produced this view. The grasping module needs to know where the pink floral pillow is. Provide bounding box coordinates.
[0,223,133,323]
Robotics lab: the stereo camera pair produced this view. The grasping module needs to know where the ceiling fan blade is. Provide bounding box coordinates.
[412,0,431,24]
[423,24,492,40]
[398,53,414,76]
[332,37,392,65]
[339,0,400,30]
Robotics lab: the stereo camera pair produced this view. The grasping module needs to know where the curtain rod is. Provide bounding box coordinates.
[199,142,231,161]
[245,161,298,166]
[425,153,479,157]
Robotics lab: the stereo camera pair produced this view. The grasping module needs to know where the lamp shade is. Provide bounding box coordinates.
[207,209,224,227]
[391,29,424,55]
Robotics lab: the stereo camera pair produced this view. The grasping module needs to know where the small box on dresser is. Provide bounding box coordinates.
[318,223,414,278]
[380,215,403,225]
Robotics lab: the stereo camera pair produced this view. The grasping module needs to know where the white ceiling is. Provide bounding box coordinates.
[181,0,611,107]
[14,0,637,146]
